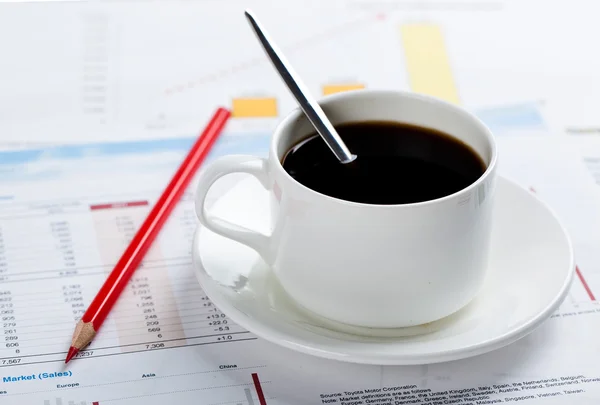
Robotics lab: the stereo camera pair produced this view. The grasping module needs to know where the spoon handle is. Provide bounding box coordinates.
[244,10,356,164]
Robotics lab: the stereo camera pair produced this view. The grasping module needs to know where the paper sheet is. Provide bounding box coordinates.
[0,0,598,144]
[2,0,600,403]
[1,126,600,404]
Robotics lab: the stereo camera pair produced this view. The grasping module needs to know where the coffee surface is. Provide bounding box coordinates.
[281,121,486,205]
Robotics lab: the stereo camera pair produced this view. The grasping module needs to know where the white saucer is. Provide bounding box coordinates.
[191,176,574,365]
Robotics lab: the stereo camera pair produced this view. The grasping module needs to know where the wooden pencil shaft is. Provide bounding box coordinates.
[70,320,96,350]
[71,108,230,333]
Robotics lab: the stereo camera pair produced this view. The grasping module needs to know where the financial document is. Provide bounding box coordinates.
[1,124,600,404]
[2,0,600,403]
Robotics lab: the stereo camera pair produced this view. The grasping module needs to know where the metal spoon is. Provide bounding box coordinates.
[244,9,357,164]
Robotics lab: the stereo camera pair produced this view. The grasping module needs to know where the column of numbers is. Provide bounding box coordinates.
[0,290,20,364]
[50,220,77,268]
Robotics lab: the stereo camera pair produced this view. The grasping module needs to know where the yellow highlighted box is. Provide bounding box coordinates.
[232,97,278,118]
[400,24,460,105]
[322,83,365,96]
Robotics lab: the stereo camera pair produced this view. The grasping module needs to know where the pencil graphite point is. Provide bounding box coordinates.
[65,347,79,364]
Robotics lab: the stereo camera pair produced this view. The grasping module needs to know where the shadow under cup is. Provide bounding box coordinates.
[265,89,497,331]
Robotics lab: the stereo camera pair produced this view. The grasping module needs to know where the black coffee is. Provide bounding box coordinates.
[281,121,486,205]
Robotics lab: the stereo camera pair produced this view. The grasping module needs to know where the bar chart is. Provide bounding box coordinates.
[200,21,460,121]
[322,83,365,95]
[232,97,278,118]
[400,23,460,105]
[40,372,268,404]
[131,7,549,136]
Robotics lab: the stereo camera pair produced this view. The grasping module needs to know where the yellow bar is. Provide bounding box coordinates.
[232,97,278,118]
[322,83,365,96]
[400,24,460,105]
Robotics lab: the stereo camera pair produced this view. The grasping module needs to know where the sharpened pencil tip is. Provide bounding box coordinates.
[65,346,79,364]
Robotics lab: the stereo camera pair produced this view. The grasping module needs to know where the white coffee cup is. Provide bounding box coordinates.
[195,89,497,329]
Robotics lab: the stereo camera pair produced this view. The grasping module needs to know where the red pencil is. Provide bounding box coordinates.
[65,107,231,363]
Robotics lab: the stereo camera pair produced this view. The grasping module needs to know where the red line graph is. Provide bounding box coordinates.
[164,14,382,96]
[252,372,268,405]
[529,186,596,301]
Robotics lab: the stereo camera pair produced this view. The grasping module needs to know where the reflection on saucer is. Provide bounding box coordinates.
[193,175,573,365]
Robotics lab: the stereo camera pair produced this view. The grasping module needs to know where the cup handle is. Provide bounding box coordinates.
[195,155,271,259]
